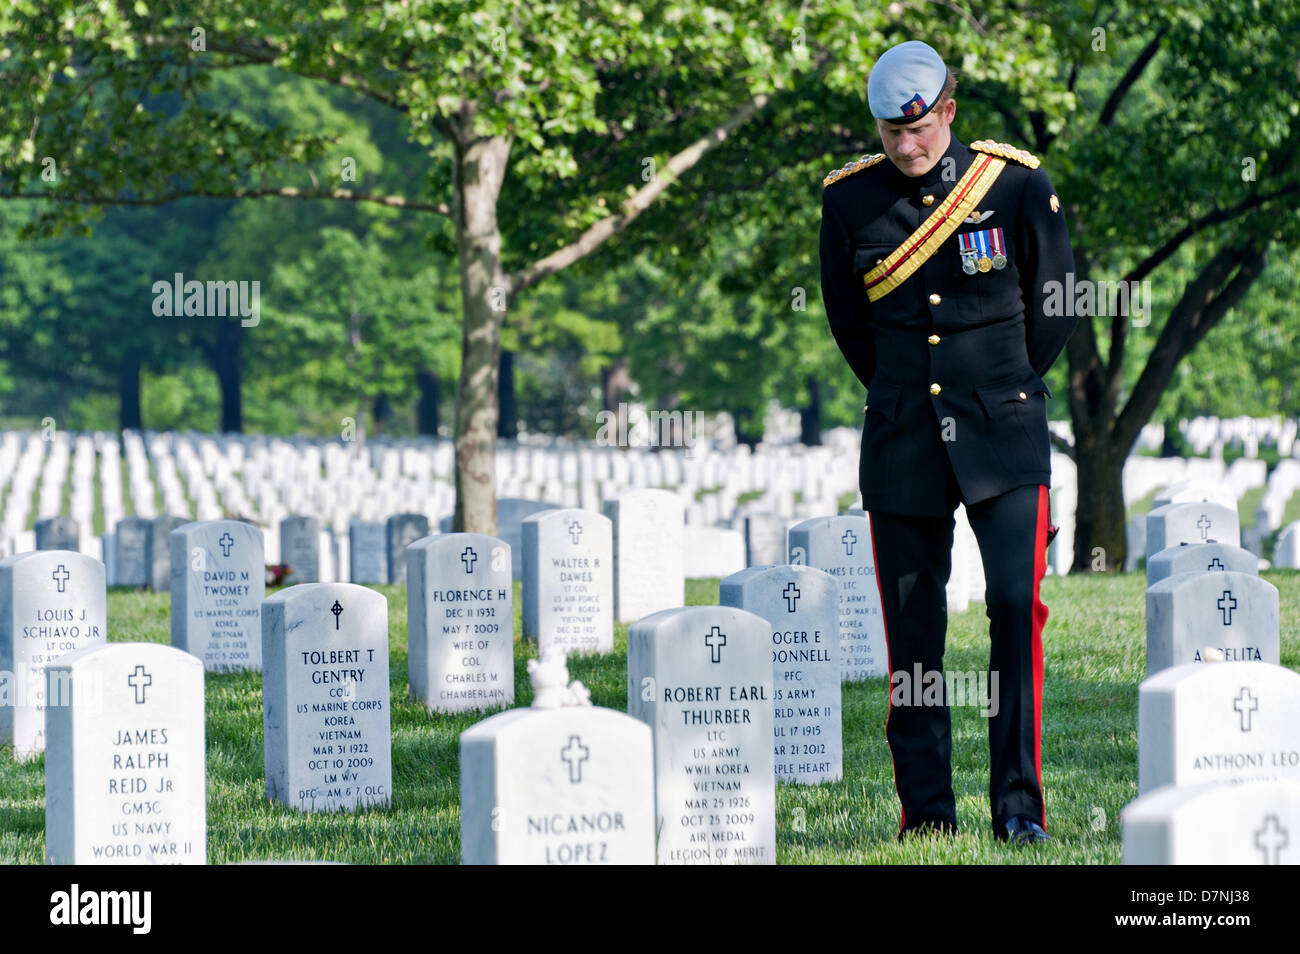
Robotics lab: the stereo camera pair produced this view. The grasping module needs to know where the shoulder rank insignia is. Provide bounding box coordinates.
[823,153,886,188]
[970,139,1040,169]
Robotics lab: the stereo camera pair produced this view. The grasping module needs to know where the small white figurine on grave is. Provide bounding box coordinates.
[526,648,591,709]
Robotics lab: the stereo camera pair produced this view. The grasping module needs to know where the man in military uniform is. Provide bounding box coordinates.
[818,40,1079,845]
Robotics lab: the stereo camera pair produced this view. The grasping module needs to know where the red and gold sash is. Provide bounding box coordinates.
[862,154,1007,302]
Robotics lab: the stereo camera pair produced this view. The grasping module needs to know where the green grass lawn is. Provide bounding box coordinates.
[2,571,1298,864]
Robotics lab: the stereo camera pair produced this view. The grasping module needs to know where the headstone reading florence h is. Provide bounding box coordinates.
[719,565,842,784]
[280,515,323,585]
[460,649,654,865]
[1145,570,1279,676]
[35,516,79,552]
[1146,541,1259,586]
[262,582,392,812]
[408,533,514,713]
[604,489,685,623]
[45,642,206,864]
[114,517,150,587]
[787,515,888,680]
[522,508,614,655]
[1122,780,1300,865]
[170,520,265,673]
[0,551,107,758]
[148,514,188,591]
[348,520,388,584]
[1138,661,1300,794]
[385,513,429,585]
[628,605,776,865]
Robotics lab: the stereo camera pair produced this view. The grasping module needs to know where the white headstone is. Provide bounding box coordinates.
[604,489,685,623]
[1146,571,1279,676]
[170,520,265,673]
[1145,501,1240,560]
[114,516,150,587]
[522,509,614,655]
[1146,541,1260,586]
[262,582,392,811]
[1122,780,1300,864]
[348,520,388,585]
[385,513,429,584]
[280,515,322,584]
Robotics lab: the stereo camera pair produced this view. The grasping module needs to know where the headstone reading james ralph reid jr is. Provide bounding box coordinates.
[521,508,614,655]
[460,649,654,865]
[170,519,265,673]
[45,642,206,864]
[262,582,392,812]
[408,533,514,713]
[628,605,776,865]
[0,550,107,758]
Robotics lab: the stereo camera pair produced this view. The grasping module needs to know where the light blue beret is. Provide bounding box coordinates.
[867,40,949,123]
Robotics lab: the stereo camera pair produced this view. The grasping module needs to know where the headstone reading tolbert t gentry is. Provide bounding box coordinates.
[348,520,388,585]
[460,650,654,865]
[170,519,265,672]
[0,551,107,758]
[385,513,429,585]
[787,515,888,680]
[35,516,79,552]
[522,508,613,655]
[604,489,684,623]
[1138,661,1300,794]
[719,564,842,784]
[408,533,514,713]
[1146,570,1279,676]
[45,642,206,864]
[628,605,776,865]
[1122,780,1300,865]
[114,517,150,587]
[148,514,188,591]
[1146,541,1259,586]
[262,582,392,812]
[280,515,322,585]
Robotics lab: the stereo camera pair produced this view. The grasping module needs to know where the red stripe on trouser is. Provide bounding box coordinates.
[1031,484,1049,830]
[867,511,905,834]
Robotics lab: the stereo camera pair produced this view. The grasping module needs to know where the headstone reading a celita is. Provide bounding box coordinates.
[170,519,265,673]
[787,515,887,680]
[603,489,684,623]
[348,519,388,584]
[1139,661,1300,794]
[1146,541,1259,586]
[628,605,776,864]
[1146,571,1278,676]
[385,513,429,585]
[35,516,79,552]
[262,582,392,811]
[1145,501,1240,561]
[147,514,188,591]
[114,517,150,587]
[521,509,613,655]
[719,565,842,784]
[45,642,206,864]
[408,533,514,713]
[0,551,107,758]
[279,515,322,585]
[460,649,654,865]
[1122,780,1300,865]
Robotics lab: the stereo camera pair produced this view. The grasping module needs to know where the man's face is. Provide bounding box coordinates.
[875,97,956,177]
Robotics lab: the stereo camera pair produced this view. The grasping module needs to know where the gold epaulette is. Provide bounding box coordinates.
[823,153,886,188]
[970,139,1040,169]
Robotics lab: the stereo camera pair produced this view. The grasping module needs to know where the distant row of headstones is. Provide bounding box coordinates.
[1120,495,1297,863]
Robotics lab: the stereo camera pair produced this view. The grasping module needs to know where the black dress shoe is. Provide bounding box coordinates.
[897,819,958,842]
[998,814,1051,845]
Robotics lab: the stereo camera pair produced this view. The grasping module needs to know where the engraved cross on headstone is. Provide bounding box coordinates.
[218,532,234,557]
[1255,815,1289,865]
[1197,514,1212,540]
[1218,590,1238,625]
[52,564,70,593]
[783,582,800,613]
[842,529,857,556]
[128,665,153,705]
[1208,557,1225,571]
[331,601,343,630]
[461,546,477,573]
[568,521,583,545]
[705,626,727,664]
[560,735,589,784]
[1234,686,1258,732]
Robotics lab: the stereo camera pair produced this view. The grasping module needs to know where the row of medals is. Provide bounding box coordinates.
[961,248,1007,274]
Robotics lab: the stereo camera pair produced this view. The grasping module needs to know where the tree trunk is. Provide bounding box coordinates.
[732,408,762,450]
[497,349,517,439]
[450,119,512,535]
[372,393,390,435]
[799,375,822,446]
[212,321,243,433]
[119,351,142,431]
[601,356,630,413]
[416,368,440,435]
[1071,431,1128,572]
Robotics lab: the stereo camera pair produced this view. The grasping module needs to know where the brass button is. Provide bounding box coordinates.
[928,293,941,305]
[1018,391,1027,400]
[930,383,941,396]
[922,194,935,207]
[927,334,940,345]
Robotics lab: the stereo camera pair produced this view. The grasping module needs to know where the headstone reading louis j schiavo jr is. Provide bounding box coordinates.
[45,642,206,864]
[719,564,842,784]
[1145,570,1279,676]
[628,605,776,865]
[460,649,654,864]
[0,551,107,758]
[262,582,392,812]
[170,520,265,673]
[522,508,613,655]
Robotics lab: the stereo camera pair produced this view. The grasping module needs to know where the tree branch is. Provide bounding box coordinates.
[1,186,451,217]
[1097,26,1166,128]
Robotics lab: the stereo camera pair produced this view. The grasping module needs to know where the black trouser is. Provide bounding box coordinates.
[867,481,1049,838]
